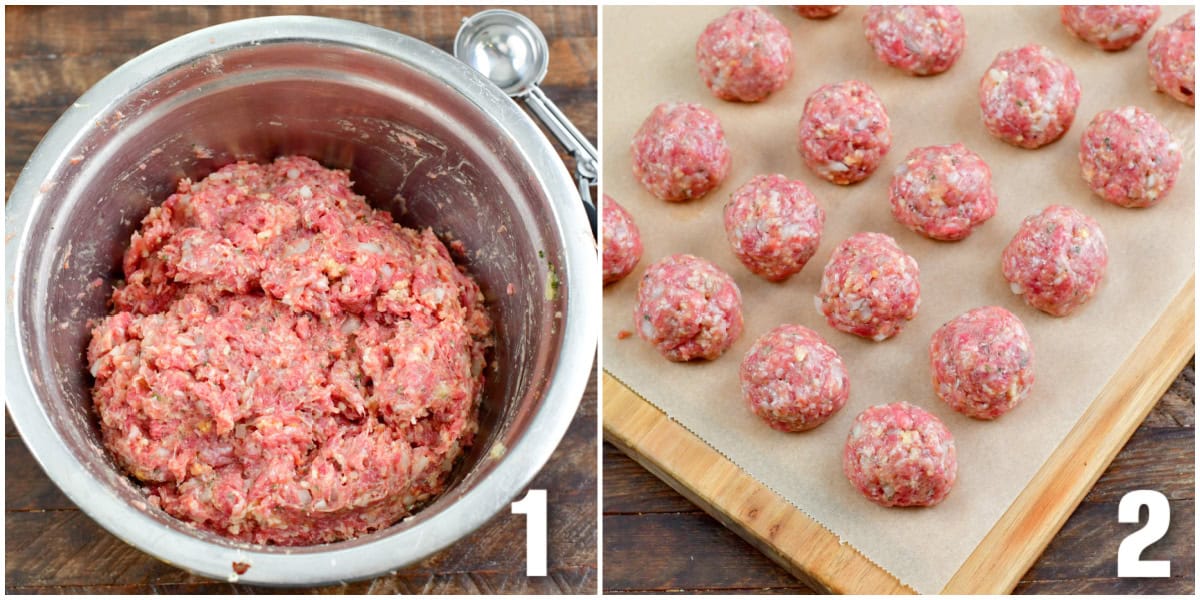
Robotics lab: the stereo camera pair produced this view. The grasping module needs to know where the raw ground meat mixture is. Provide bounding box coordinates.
[631,102,733,202]
[929,306,1035,420]
[818,232,920,342]
[978,44,1081,149]
[740,324,848,432]
[696,6,793,103]
[636,254,743,361]
[1001,204,1109,317]
[602,194,643,284]
[792,6,843,20]
[88,156,493,545]
[1060,5,1160,51]
[843,402,957,508]
[888,143,997,241]
[798,80,892,185]
[1148,10,1195,106]
[723,174,825,282]
[1079,106,1182,208]
[862,5,966,76]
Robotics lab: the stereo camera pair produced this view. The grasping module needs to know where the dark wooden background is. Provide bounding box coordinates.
[604,359,1195,594]
[4,5,597,594]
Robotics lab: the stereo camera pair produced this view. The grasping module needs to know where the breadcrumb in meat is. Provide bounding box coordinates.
[631,102,733,202]
[696,6,794,103]
[1079,106,1182,208]
[88,156,493,545]
[1147,10,1195,106]
[843,402,957,507]
[1060,5,1160,51]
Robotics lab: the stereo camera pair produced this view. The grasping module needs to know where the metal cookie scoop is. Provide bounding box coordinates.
[455,9,598,236]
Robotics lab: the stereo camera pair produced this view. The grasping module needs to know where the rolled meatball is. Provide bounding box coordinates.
[697,6,794,103]
[631,102,733,202]
[979,45,1082,149]
[818,232,920,341]
[1060,5,1160,51]
[843,402,957,508]
[723,174,825,282]
[930,306,1035,420]
[602,195,643,284]
[889,143,997,241]
[863,5,966,76]
[1002,205,1108,317]
[792,6,843,19]
[636,254,744,361]
[1079,106,1182,208]
[798,80,892,185]
[740,324,849,432]
[1148,10,1195,106]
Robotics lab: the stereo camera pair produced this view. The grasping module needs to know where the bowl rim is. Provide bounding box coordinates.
[4,14,598,585]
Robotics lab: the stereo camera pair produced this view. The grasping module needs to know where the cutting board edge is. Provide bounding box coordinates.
[601,273,1194,595]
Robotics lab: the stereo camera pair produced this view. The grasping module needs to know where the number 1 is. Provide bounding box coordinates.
[511,488,547,577]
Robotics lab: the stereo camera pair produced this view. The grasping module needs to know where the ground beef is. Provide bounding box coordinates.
[818,232,920,342]
[798,80,892,185]
[1001,204,1108,317]
[1148,10,1195,106]
[602,195,643,284]
[740,324,849,432]
[979,44,1081,149]
[631,102,733,202]
[635,254,743,361]
[696,6,793,103]
[930,306,1035,420]
[1060,5,1160,51]
[843,402,957,508]
[723,174,825,282]
[862,5,966,76]
[888,143,997,241]
[87,156,492,546]
[1079,106,1182,208]
[792,6,843,19]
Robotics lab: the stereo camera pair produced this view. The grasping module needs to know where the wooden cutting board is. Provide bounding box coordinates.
[604,275,1192,594]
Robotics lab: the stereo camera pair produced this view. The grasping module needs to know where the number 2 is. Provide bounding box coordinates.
[1117,490,1170,578]
[511,488,548,577]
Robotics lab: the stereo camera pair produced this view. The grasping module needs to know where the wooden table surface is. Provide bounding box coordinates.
[603,360,1194,594]
[4,5,597,594]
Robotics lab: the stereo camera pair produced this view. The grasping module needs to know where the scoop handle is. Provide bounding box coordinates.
[523,85,598,176]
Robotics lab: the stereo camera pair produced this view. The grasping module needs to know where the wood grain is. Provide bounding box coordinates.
[5,4,596,594]
[604,277,1195,595]
[603,372,913,595]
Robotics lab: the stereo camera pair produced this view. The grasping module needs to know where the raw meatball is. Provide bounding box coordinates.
[88,157,493,545]
[1148,10,1195,106]
[636,254,744,361]
[930,306,1035,420]
[889,143,997,241]
[740,324,849,432]
[817,232,920,341]
[843,402,957,507]
[863,5,966,76]
[602,195,644,284]
[979,45,1082,149]
[1002,205,1108,317]
[798,80,892,185]
[1060,5,1160,51]
[1079,106,1182,208]
[697,6,794,103]
[723,174,825,282]
[631,102,733,202]
[792,5,843,19]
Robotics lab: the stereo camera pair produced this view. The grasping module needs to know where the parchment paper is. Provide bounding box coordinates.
[601,5,1194,593]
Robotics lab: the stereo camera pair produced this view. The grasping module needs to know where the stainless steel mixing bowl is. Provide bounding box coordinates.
[4,16,597,585]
